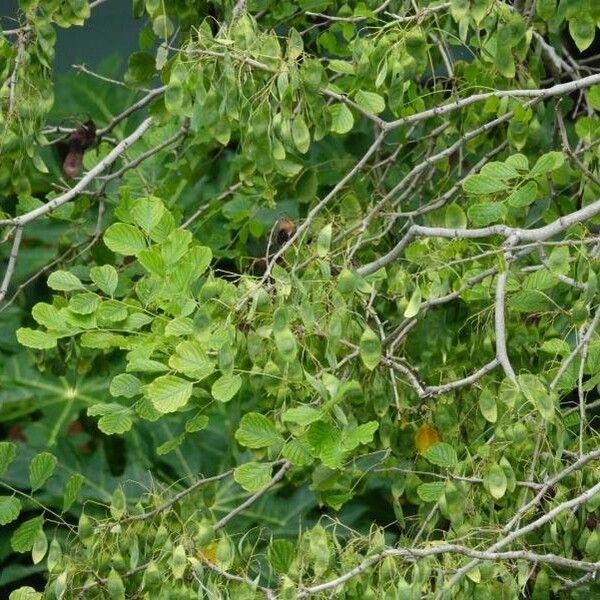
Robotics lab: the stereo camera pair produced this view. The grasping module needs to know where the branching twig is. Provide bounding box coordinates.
[0,226,23,304]
[213,461,290,530]
[0,117,153,227]
[200,557,276,600]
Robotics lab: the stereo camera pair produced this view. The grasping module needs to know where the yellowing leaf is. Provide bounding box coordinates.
[415,424,441,453]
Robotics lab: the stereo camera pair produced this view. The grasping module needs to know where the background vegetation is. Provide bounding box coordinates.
[1,0,600,597]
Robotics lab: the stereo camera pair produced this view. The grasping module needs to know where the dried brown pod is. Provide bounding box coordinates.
[57,119,97,179]
[276,217,295,245]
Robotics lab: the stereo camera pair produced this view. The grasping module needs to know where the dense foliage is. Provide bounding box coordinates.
[2,0,600,597]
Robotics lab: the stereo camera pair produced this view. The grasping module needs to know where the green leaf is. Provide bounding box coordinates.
[329,103,354,134]
[480,161,519,180]
[507,180,537,208]
[47,270,83,291]
[0,496,21,525]
[157,434,185,455]
[359,327,381,371]
[268,539,296,573]
[29,452,57,491]
[282,438,314,466]
[509,290,552,313]
[96,300,128,323]
[110,374,142,398]
[548,246,570,275]
[588,85,600,111]
[31,303,66,330]
[16,328,58,350]
[104,223,146,256]
[354,90,385,114]
[292,114,310,153]
[529,151,564,177]
[11,516,43,553]
[328,60,354,74]
[90,265,118,296]
[125,51,155,86]
[171,544,187,579]
[417,481,445,502]
[132,196,165,234]
[404,285,422,318]
[138,247,166,276]
[8,587,42,600]
[484,463,507,500]
[283,406,321,426]
[62,473,85,513]
[317,223,332,257]
[185,413,209,433]
[445,204,467,229]
[536,0,556,21]
[467,202,507,226]
[106,568,125,600]
[169,341,215,380]
[518,373,555,420]
[463,174,509,194]
[31,528,48,565]
[211,373,242,402]
[53,572,67,600]
[540,339,570,356]
[69,293,99,315]
[505,153,529,171]
[478,388,497,423]
[127,358,168,373]
[146,375,193,413]
[423,443,458,468]
[235,412,283,448]
[110,487,126,519]
[274,328,298,362]
[0,442,17,477]
[569,14,596,52]
[342,421,378,450]
[306,420,343,468]
[165,317,194,337]
[97,410,133,435]
[524,268,556,291]
[234,462,272,492]
[161,229,192,265]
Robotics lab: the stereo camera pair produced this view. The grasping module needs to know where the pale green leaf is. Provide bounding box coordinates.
[463,174,509,194]
[507,180,537,207]
[404,285,422,318]
[0,442,16,477]
[0,496,21,525]
[485,463,507,499]
[29,452,57,491]
[211,373,241,402]
[31,303,66,330]
[90,265,118,296]
[62,473,85,513]
[417,482,445,502]
[234,462,272,492]
[11,516,43,553]
[530,151,564,177]
[359,327,381,371]
[47,270,83,291]
[146,375,193,413]
[235,412,283,448]
[110,374,142,398]
[423,442,458,468]
[104,223,146,256]
[329,103,354,134]
[354,90,385,114]
[169,340,215,380]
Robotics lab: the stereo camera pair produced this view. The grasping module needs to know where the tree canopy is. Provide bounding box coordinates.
[1,0,600,598]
